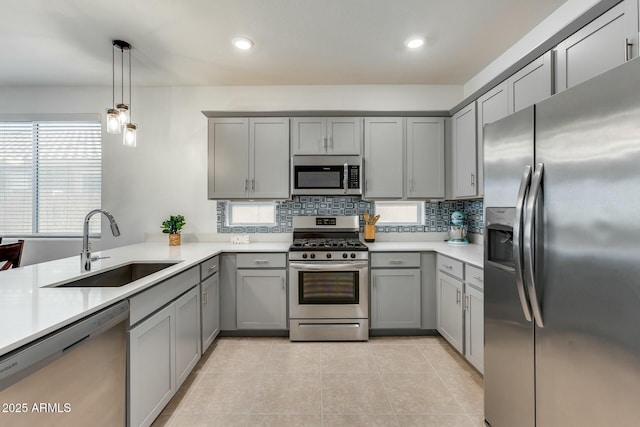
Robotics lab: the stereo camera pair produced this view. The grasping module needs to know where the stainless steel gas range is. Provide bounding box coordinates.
[288,216,369,341]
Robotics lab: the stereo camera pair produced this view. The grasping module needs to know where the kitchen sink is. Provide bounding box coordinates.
[53,262,180,288]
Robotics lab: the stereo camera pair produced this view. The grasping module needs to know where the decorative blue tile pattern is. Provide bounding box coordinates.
[217,197,484,234]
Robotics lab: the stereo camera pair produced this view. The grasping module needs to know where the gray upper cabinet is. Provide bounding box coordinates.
[208,117,289,199]
[555,1,638,92]
[250,118,290,199]
[291,117,362,155]
[406,117,445,199]
[451,103,477,199]
[476,82,509,198]
[507,51,553,113]
[364,117,404,198]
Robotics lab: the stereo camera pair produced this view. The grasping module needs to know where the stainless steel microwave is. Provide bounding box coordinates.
[291,155,362,195]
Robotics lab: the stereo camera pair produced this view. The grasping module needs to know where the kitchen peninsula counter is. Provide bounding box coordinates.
[1,240,482,356]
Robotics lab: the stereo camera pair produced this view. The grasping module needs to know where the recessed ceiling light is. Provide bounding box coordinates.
[232,37,254,50]
[405,37,425,49]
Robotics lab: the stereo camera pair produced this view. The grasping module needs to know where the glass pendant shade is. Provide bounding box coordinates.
[117,103,129,125]
[106,108,121,134]
[123,123,137,147]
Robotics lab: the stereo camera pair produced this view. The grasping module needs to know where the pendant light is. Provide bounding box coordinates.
[106,40,137,147]
[122,44,137,147]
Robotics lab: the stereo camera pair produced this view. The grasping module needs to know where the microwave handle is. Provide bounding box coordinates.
[343,161,348,194]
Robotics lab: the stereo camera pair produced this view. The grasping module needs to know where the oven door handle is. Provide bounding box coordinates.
[289,262,368,271]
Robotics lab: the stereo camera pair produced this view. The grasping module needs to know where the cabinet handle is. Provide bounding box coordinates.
[443,264,453,269]
[203,290,208,305]
[456,289,461,304]
[389,260,404,264]
[328,136,333,150]
[409,179,413,194]
[244,179,248,191]
[625,38,633,62]
[471,173,475,186]
[465,295,469,311]
[254,260,269,264]
[208,265,216,272]
[473,276,483,282]
[282,277,285,290]
[251,179,255,191]
[323,136,328,151]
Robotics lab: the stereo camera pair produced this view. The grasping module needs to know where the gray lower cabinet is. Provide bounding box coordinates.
[420,253,437,329]
[175,287,201,387]
[556,1,637,92]
[128,285,200,427]
[219,253,238,331]
[370,252,421,329]
[129,304,174,427]
[436,268,464,353]
[236,253,287,330]
[200,272,220,352]
[200,256,220,352]
[464,283,484,373]
[208,117,289,199]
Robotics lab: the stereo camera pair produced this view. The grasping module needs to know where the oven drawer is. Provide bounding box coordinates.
[237,253,287,268]
[371,252,420,268]
[437,255,464,280]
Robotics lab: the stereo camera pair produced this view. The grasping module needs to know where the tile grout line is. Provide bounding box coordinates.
[368,340,401,427]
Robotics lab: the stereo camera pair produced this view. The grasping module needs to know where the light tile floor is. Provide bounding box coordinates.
[152,335,484,427]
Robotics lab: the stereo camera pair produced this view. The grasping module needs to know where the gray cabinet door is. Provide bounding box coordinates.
[291,117,326,154]
[406,117,445,199]
[421,253,437,329]
[371,268,421,329]
[236,269,287,329]
[208,118,249,199]
[508,51,553,113]
[128,304,175,427]
[555,1,637,92]
[364,117,404,198]
[201,273,220,353]
[219,254,237,331]
[175,286,201,388]
[464,284,484,373]
[326,117,362,155]
[250,118,290,199]
[436,271,464,353]
[477,82,509,198]
[451,103,477,198]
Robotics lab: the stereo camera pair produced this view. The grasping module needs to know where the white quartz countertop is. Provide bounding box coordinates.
[0,241,289,355]
[0,239,482,356]
[366,241,483,267]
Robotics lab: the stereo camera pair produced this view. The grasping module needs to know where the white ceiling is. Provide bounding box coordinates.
[1,0,567,87]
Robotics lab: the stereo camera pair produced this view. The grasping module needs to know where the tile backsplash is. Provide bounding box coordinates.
[217,196,483,234]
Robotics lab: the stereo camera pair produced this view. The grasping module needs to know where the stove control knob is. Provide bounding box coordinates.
[326,253,332,259]
[310,253,316,259]
[350,253,356,259]
[342,253,348,259]
[302,253,308,259]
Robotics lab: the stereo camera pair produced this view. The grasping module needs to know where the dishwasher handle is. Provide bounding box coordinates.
[0,300,129,391]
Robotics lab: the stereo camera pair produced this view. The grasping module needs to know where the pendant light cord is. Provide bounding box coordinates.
[121,46,124,108]
[129,47,132,121]
[112,44,115,108]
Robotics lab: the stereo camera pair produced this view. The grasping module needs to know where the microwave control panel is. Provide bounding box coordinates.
[348,166,360,189]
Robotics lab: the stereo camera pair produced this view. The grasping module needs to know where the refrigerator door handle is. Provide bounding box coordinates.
[513,165,533,322]
[524,162,545,328]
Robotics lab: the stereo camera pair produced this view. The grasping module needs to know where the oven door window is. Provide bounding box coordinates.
[295,166,342,189]
[298,271,359,304]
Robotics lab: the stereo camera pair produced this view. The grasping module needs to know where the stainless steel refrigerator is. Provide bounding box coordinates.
[483,56,640,427]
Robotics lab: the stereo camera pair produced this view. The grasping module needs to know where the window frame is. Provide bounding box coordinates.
[373,201,425,225]
[0,114,102,238]
[225,201,277,227]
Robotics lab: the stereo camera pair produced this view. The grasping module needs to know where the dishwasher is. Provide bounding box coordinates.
[0,300,129,426]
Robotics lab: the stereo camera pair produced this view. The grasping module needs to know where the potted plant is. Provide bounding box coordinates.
[161,215,186,246]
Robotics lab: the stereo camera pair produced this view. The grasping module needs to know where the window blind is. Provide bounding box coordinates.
[0,120,102,237]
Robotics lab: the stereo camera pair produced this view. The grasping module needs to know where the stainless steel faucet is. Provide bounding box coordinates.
[81,209,120,271]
